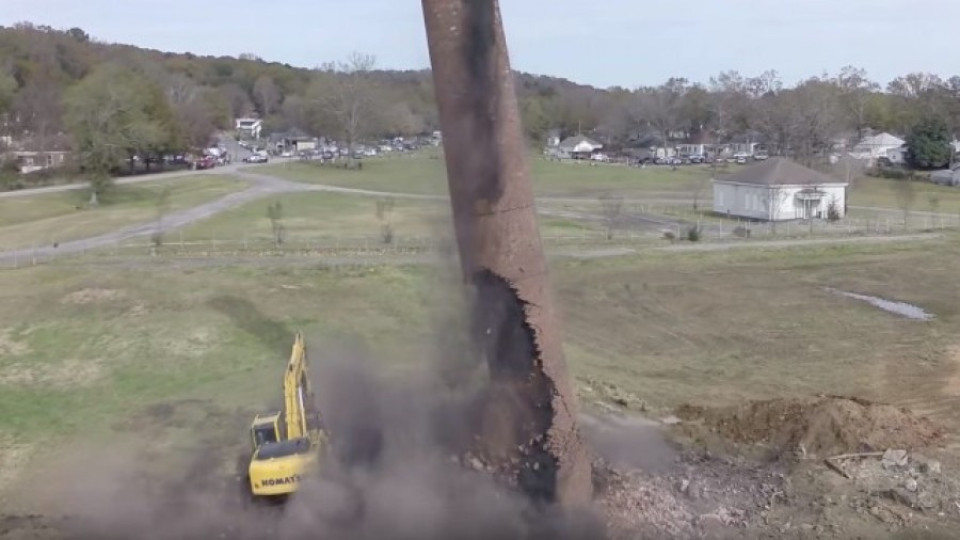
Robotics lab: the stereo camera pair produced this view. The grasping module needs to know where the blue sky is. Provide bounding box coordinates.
[3,0,958,88]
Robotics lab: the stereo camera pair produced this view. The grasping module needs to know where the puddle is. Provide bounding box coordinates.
[825,287,934,321]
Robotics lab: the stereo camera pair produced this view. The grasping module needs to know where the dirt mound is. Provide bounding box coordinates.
[677,396,944,458]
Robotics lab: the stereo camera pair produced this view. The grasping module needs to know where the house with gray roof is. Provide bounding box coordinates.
[558,135,602,159]
[712,157,849,221]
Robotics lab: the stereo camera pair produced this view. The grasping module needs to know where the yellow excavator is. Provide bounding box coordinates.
[247,332,327,497]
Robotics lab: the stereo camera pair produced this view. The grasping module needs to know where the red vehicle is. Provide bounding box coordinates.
[194,156,217,170]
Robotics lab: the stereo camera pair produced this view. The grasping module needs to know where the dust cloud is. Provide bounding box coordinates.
[53,338,605,540]
[41,243,674,539]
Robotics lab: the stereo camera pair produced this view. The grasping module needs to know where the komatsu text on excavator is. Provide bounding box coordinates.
[247,332,327,497]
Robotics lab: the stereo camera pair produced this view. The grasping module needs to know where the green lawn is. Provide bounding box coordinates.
[175,190,602,248]
[252,153,712,198]
[849,176,960,214]
[4,235,960,512]
[179,191,449,244]
[0,175,248,250]
[257,154,960,215]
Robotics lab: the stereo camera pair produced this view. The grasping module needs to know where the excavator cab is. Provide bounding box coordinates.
[250,413,283,450]
[246,332,327,498]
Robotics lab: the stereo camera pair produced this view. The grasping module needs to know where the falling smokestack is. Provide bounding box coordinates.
[421,0,592,506]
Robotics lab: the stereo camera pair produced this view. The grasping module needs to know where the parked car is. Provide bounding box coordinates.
[194,156,217,170]
[754,153,770,161]
[243,154,269,164]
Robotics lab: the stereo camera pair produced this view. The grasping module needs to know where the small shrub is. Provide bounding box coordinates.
[826,200,841,222]
[732,226,751,238]
[686,225,702,242]
[662,230,677,243]
[380,223,394,244]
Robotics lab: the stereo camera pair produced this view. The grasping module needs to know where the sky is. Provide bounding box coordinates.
[3,0,959,89]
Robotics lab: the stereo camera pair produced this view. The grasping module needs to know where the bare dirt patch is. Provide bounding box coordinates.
[676,396,945,459]
[0,359,103,389]
[123,302,149,318]
[160,327,218,358]
[59,288,127,305]
[0,330,29,356]
[0,437,33,494]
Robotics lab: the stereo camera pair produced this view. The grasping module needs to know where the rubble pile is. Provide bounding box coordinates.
[677,396,944,458]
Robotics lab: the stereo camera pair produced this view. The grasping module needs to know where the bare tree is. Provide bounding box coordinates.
[266,201,285,247]
[832,155,867,191]
[635,79,688,154]
[894,179,917,230]
[252,75,281,117]
[219,83,255,119]
[598,194,624,240]
[150,187,171,253]
[835,66,880,141]
[766,187,792,235]
[690,174,711,213]
[376,197,395,244]
[164,72,199,106]
[308,52,379,167]
[12,70,63,155]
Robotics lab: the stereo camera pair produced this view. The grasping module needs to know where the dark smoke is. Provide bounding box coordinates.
[54,338,605,540]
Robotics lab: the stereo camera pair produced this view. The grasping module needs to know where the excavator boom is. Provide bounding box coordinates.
[283,332,311,441]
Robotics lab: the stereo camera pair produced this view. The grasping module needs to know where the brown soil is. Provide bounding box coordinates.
[676,396,945,459]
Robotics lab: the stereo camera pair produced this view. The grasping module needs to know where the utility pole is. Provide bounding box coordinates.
[421,0,592,507]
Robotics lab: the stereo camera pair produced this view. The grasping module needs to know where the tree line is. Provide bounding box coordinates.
[2,22,960,185]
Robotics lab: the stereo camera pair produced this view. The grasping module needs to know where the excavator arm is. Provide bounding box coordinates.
[283,332,310,440]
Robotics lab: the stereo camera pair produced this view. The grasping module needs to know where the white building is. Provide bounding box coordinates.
[558,135,603,159]
[849,132,905,162]
[713,157,848,221]
[235,118,263,139]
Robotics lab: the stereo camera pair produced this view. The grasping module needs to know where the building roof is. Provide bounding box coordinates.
[715,157,846,186]
[857,132,905,148]
[558,135,602,151]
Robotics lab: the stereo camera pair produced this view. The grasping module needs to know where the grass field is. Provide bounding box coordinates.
[0,175,248,250]
[175,191,600,247]
[849,176,960,214]
[3,233,959,510]
[253,154,712,198]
